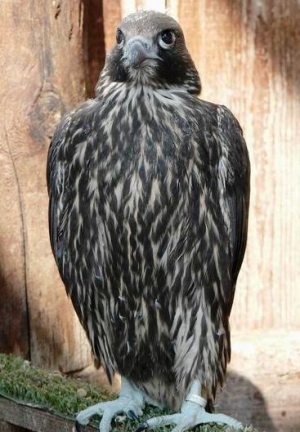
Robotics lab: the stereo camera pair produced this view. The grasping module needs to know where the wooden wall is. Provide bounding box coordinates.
[0,0,299,377]
[0,0,92,371]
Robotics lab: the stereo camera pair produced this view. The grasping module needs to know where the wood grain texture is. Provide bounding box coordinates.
[0,420,28,432]
[121,0,168,17]
[0,0,91,371]
[102,0,122,50]
[83,0,105,97]
[0,398,96,432]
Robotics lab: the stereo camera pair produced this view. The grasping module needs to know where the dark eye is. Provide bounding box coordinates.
[116,29,124,47]
[158,30,176,49]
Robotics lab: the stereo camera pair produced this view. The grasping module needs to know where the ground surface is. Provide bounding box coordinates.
[0,354,261,432]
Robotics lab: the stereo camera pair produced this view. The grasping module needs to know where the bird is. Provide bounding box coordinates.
[47,10,250,432]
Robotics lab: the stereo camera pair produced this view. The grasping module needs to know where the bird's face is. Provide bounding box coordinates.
[102,11,201,94]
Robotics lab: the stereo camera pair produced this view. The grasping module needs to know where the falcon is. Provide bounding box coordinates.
[47,10,250,432]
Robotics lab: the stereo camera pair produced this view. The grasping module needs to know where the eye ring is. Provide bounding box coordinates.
[116,29,124,47]
[158,30,176,49]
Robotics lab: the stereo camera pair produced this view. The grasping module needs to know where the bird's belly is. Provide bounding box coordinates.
[97,169,186,381]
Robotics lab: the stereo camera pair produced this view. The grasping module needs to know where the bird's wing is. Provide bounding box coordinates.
[47,112,74,279]
[216,105,250,313]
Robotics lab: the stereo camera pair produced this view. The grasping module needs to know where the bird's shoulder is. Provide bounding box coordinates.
[47,99,101,179]
[193,98,249,173]
[53,98,101,144]
[215,103,250,187]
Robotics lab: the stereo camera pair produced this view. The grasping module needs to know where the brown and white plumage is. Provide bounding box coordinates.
[47,10,250,431]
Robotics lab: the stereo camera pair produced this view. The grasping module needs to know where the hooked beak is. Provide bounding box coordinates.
[123,36,161,69]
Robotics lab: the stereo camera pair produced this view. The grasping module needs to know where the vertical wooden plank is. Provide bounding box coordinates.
[0,1,29,359]
[0,0,91,371]
[28,0,92,371]
[121,0,167,19]
[83,0,106,97]
[171,0,300,330]
[102,0,122,50]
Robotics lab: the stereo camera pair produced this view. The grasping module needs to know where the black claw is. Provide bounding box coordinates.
[75,420,82,432]
[127,410,138,420]
[135,422,149,432]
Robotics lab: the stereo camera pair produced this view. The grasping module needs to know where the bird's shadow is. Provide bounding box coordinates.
[217,371,278,432]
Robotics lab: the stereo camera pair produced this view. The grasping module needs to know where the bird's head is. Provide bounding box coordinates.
[100,11,201,95]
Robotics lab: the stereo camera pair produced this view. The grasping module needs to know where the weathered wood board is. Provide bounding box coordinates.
[0,0,91,370]
[0,420,28,432]
[0,397,96,432]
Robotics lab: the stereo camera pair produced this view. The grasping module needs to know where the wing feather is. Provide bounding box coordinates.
[216,105,250,313]
[47,112,73,278]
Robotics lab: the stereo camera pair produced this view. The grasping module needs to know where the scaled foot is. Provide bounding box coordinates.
[137,384,243,432]
[138,402,242,432]
[75,378,144,432]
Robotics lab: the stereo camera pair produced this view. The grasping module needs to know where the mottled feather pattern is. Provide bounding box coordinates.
[47,10,250,413]
[48,84,247,409]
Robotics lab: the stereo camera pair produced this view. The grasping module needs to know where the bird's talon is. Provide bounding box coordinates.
[75,420,82,432]
[135,421,149,432]
[127,410,139,420]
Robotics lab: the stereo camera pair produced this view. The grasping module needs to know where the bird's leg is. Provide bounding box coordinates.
[76,377,145,432]
[137,380,243,432]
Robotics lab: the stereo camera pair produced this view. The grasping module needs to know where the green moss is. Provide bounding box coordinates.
[0,354,261,432]
[0,354,112,419]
